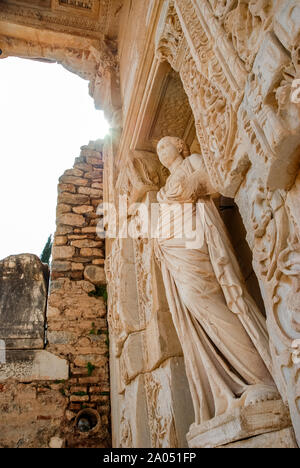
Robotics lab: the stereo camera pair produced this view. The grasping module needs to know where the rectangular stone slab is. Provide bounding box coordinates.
[187,400,292,448]
[0,350,69,382]
[0,255,47,349]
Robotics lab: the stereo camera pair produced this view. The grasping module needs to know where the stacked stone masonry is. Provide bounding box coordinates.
[0,141,110,448]
[48,140,110,448]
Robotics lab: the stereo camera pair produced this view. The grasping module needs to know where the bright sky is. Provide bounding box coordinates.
[0,57,109,261]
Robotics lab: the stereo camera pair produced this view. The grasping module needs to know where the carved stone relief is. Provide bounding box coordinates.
[236,167,300,444]
[240,31,300,190]
[154,0,300,446]
[156,1,249,197]
[105,238,141,358]
[218,0,274,72]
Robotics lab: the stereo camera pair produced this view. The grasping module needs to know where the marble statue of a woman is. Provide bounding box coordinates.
[155,136,279,426]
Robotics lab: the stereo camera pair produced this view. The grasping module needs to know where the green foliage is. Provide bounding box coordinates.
[87,362,96,376]
[88,285,108,303]
[73,391,87,396]
[40,234,53,265]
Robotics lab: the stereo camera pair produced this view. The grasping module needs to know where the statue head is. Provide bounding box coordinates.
[157,137,190,171]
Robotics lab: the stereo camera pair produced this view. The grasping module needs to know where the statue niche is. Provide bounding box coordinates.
[154,136,280,426]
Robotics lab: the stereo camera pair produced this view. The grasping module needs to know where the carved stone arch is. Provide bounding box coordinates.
[0,21,122,121]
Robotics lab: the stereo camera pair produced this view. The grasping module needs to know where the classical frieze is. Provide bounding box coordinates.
[0,2,102,38]
[155,1,249,197]
[174,0,247,107]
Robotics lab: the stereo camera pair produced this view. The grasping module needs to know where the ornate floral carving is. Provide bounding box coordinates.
[156,0,185,71]
[58,0,93,10]
[156,1,247,196]
[179,50,241,194]
[0,2,101,38]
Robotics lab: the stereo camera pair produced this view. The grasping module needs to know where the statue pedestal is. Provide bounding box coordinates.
[187,400,297,448]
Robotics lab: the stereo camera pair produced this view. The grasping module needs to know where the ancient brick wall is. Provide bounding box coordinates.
[48,140,110,448]
[0,141,110,448]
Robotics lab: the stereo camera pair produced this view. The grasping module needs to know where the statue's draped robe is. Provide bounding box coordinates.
[155,157,274,424]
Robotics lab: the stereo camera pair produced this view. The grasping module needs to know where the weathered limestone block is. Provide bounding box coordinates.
[72,205,94,214]
[74,163,93,172]
[73,354,107,368]
[106,239,143,357]
[64,169,84,177]
[56,226,74,236]
[57,213,85,227]
[0,350,69,382]
[120,375,151,448]
[187,400,292,449]
[51,261,71,272]
[78,187,102,198]
[59,175,89,187]
[86,157,103,166]
[54,236,68,246]
[58,193,89,206]
[58,184,76,194]
[143,309,183,372]
[82,227,97,234]
[84,170,103,179]
[47,331,77,346]
[84,265,106,285]
[0,381,67,448]
[222,428,298,449]
[56,203,72,215]
[144,358,194,448]
[52,246,75,260]
[71,240,102,248]
[120,332,144,385]
[0,255,47,349]
[80,248,104,258]
[117,357,194,448]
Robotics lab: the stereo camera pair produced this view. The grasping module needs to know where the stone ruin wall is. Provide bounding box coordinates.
[48,140,110,448]
[104,0,300,448]
[0,141,111,448]
[0,0,300,449]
